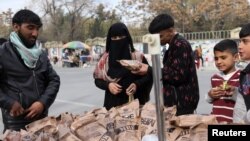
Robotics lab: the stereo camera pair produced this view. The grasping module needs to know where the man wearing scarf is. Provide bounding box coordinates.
[94,22,153,110]
[0,9,60,132]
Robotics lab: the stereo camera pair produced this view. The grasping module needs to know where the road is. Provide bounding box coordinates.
[0,65,216,132]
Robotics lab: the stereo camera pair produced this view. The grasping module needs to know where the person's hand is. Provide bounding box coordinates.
[208,87,225,99]
[131,63,149,75]
[25,101,44,119]
[10,101,25,117]
[126,83,137,95]
[224,85,236,96]
[108,82,122,95]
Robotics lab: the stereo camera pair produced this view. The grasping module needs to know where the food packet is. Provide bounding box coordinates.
[114,117,141,141]
[140,103,158,137]
[71,114,111,141]
[219,81,230,90]
[118,60,142,71]
[25,116,58,135]
[117,99,140,119]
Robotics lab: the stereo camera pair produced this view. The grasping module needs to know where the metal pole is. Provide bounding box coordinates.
[152,54,166,141]
[143,33,166,141]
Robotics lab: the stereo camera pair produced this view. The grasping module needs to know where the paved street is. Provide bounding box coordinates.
[0,65,216,132]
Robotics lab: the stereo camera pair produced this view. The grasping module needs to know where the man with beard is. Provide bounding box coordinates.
[93,22,153,110]
[0,9,60,132]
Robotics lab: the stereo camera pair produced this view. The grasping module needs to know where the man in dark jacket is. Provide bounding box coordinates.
[0,38,7,45]
[132,14,199,116]
[0,9,60,132]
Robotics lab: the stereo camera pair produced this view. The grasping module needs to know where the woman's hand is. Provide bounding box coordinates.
[108,82,122,95]
[126,83,137,95]
[131,63,148,75]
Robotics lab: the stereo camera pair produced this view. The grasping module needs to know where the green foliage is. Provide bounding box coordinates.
[88,4,121,38]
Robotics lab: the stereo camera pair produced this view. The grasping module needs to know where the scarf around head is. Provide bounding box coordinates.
[108,38,131,78]
[93,51,144,82]
[106,22,135,79]
[10,32,42,68]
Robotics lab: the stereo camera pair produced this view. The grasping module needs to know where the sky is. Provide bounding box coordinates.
[0,0,29,13]
[0,0,118,14]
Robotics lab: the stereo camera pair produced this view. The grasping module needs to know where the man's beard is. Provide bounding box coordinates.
[17,31,36,48]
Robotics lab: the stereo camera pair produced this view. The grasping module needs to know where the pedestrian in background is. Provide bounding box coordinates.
[0,9,60,132]
[194,47,200,69]
[197,45,204,67]
[205,39,240,123]
[93,22,153,110]
[132,13,199,116]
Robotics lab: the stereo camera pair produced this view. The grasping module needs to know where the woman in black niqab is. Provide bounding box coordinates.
[94,22,153,110]
[106,22,135,79]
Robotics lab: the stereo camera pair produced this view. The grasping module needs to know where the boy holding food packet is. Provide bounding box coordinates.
[205,39,241,123]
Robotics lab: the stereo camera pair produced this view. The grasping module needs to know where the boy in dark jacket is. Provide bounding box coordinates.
[238,23,250,123]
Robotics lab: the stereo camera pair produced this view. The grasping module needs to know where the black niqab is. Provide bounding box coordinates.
[106,22,135,79]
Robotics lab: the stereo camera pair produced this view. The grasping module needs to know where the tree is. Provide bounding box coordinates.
[193,0,250,31]
[116,0,153,26]
[0,24,11,38]
[64,0,94,40]
[30,0,94,41]
[117,0,250,32]
[89,4,120,38]
[89,4,106,38]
